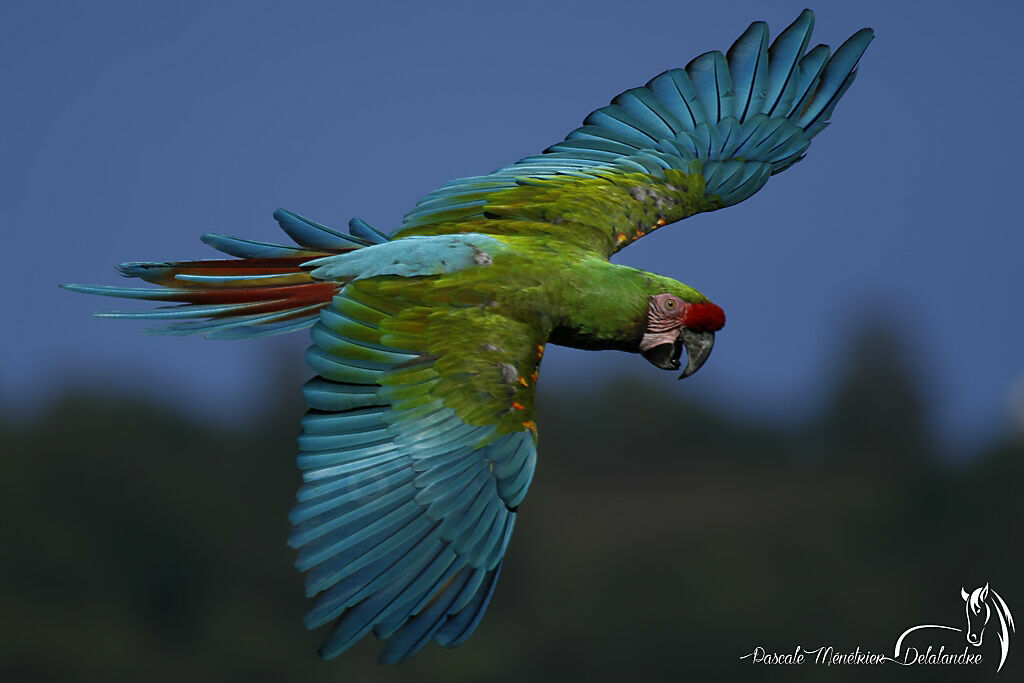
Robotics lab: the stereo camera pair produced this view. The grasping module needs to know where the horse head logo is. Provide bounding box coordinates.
[961,583,1015,671]
[895,583,1015,673]
[962,584,991,646]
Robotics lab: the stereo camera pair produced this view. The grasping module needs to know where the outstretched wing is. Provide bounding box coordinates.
[291,273,543,663]
[395,10,873,258]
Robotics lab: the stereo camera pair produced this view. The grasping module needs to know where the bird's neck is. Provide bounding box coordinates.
[545,261,655,353]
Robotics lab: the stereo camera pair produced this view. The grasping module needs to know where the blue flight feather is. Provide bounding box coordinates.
[790,44,830,120]
[798,28,873,130]
[378,570,472,664]
[373,550,462,639]
[302,407,388,435]
[435,562,503,648]
[686,51,732,123]
[727,21,769,121]
[765,9,814,116]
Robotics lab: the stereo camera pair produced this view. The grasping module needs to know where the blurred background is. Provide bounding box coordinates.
[3,0,1022,680]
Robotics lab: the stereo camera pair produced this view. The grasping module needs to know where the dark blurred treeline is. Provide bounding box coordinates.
[2,329,1021,682]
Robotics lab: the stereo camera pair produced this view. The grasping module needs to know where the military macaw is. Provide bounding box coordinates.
[64,9,872,664]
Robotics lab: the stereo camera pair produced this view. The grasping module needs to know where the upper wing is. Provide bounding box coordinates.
[290,273,543,663]
[394,10,873,258]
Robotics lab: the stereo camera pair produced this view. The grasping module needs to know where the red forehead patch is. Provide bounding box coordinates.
[683,302,726,332]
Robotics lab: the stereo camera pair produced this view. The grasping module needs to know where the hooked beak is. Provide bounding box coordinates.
[677,329,715,379]
[640,328,715,379]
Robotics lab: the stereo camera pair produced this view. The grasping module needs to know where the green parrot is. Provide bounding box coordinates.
[64,9,872,664]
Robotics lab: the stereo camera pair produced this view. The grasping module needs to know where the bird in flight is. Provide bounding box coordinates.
[65,9,872,664]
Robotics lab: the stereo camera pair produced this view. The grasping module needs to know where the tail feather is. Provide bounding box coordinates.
[347,218,389,244]
[140,303,330,339]
[200,233,327,259]
[62,210,387,338]
[274,208,376,249]
[117,258,315,288]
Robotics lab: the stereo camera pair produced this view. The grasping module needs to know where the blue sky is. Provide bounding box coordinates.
[4,0,1022,448]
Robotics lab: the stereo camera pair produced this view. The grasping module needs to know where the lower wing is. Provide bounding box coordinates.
[290,274,544,662]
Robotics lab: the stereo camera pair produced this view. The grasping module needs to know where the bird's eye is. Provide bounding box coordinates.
[664,298,676,309]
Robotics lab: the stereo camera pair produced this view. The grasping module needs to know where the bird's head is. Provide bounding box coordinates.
[638,291,725,379]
